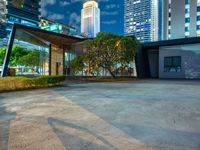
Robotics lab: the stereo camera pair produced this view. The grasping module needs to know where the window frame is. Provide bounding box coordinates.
[164,56,182,73]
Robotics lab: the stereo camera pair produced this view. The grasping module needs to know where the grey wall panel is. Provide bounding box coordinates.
[159,46,200,79]
[184,51,200,79]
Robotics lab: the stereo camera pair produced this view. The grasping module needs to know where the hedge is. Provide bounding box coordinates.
[0,76,66,92]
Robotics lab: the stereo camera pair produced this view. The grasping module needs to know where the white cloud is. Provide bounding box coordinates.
[41,8,48,16]
[48,13,65,20]
[71,0,82,3]
[105,4,120,9]
[41,0,56,7]
[69,12,81,31]
[101,11,119,16]
[59,1,70,6]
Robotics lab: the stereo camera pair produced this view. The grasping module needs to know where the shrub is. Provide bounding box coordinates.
[23,76,66,88]
[0,75,66,92]
[0,77,25,91]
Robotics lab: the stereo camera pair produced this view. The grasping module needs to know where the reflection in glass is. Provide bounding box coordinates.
[8,44,49,76]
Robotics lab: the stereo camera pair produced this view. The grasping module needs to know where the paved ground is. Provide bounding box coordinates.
[0,80,200,150]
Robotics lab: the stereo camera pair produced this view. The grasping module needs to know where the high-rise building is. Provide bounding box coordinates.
[158,0,163,41]
[0,0,41,38]
[163,0,200,40]
[39,17,77,36]
[124,0,162,42]
[81,0,100,38]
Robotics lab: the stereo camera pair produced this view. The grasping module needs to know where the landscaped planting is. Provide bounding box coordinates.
[0,76,66,92]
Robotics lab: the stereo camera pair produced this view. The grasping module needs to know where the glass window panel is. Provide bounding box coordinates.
[164,56,181,72]
[8,44,49,76]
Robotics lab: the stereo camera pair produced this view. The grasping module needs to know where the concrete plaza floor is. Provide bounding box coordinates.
[0,80,200,150]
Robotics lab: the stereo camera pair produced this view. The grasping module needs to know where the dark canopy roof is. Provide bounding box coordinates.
[14,23,84,47]
[142,37,200,48]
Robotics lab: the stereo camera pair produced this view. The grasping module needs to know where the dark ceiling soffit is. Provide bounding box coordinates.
[13,23,85,42]
[15,29,49,47]
[141,37,200,48]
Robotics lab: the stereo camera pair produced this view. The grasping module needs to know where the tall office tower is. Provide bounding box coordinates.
[81,0,100,38]
[124,0,162,42]
[39,17,78,36]
[163,0,200,40]
[0,0,41,38]
[158,0,163,41]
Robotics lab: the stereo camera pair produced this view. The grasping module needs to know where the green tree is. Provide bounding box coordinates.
[0,46,41,68]
[10,46,29,66]
[0,48,6,65]
[119,36,138,67]
[71,56,85,74]
[19,50,40,67]
[0,46,29,66]
[83,32,138,78]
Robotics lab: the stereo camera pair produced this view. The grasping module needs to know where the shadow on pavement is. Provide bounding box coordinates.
[0,96,16,150]
[52,82,200,150]
[113,123,200,150]
[48,117,116,150]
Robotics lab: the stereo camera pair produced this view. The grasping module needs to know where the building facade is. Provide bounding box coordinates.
[39,17,77,36]
[81,0,100,38]
[163,0,200,40]
[0,0,41,38]
[124,0,162,42]
[137,37,200,79]
[158,0,163,41]
[1,24,83,77]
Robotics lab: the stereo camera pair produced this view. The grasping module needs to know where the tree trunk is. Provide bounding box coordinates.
[107,68,115,78]
[100,65,116,78]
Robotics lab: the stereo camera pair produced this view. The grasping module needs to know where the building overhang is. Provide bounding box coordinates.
[136,37,200,79]
[13,23,85,46]
[142,37,200,49]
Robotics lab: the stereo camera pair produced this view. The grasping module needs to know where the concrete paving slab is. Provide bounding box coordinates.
[0,80,200,150]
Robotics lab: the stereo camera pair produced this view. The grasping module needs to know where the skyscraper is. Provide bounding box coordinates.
[81,0,100,38]
[39,17,77,36]
[124,0,162,42]
[163,0,200,40]
[0,0,41,38]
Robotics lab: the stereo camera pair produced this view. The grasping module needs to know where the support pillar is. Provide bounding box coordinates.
[49,44,52,76]
[50,45,64,76]
[1,26,16,77]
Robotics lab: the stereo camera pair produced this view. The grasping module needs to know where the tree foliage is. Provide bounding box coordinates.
[19,50,40,67]
[10,46,29,66]
[78,32,138,78]
[71,56,85,74]
[0,48,6,65]
[0,46,41,67]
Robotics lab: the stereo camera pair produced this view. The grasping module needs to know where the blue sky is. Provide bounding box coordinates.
[41,0,124,35]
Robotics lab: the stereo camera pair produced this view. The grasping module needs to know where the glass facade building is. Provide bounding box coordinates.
[124,0,162,42]
[39,17,77,36]
[81,0,100,38]
[163,0,200,40]
[0,0,41,38]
